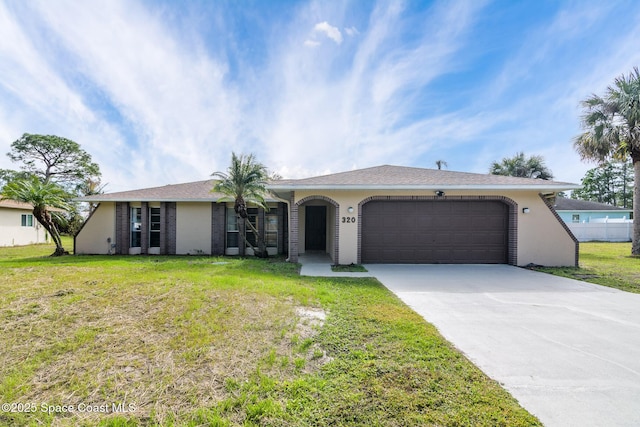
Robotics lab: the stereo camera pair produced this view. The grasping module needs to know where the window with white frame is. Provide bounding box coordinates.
[21,214,34,227]
[149,207,161,247]
[572,214,580,223]
[131,207,142,247]
[226,208,239,248]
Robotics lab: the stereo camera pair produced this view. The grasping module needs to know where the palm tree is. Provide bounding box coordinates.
[212,153,270,258]
[1,177,71,256]
[435,160,448,170]
[574,67,640,255]
[490,152,554,180]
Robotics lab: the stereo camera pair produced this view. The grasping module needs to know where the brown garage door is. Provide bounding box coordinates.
[361,200,509,264]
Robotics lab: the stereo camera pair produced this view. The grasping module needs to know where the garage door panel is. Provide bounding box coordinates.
[362,200,509,264]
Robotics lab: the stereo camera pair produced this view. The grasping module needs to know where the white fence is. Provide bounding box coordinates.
[567,220,633,242]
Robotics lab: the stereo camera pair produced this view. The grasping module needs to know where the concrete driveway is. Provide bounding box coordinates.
[364,264,640,427]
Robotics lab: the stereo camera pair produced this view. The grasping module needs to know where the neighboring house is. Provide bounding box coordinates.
[553,198,633,242]
[76,165,580,266]
[0,200,49,246]
[553,198,632,223]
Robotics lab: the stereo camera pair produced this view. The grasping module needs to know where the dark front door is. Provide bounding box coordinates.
[305,206,326,251]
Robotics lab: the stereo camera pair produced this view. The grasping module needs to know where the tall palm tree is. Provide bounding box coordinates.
[212,153,270,258]
[490,152,554,180]
[574,67,640,255]
[1,177,71,256]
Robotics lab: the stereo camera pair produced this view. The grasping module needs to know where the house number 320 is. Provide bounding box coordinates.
[342,217,356,223]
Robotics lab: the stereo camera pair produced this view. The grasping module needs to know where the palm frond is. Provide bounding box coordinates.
[211,152,270,211]
[575,67,640,162]
[1,176,72,211]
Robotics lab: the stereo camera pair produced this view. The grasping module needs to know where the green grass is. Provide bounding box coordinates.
[537,241,640,293]
[331,263,368,272]
[0,240,539,426]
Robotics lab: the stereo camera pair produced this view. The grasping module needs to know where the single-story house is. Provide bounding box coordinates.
[553,198,632,223]
[75,165,580,266]
[553,197,633,242]
[74,180,288,256]
[0,200,49,246]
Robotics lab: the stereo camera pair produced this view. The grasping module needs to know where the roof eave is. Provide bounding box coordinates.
[267,184,581,191]
[555,209,631,212]
[74,197,279,203]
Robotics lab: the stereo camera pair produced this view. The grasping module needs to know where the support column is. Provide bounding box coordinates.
[211,203,225,255]
[115,202,130,255]
[141,202,149,255]
[289,195,298,262]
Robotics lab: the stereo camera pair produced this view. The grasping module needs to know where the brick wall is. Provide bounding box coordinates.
[211,203,225,255]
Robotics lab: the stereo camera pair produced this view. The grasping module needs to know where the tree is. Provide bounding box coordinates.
[77,177,107,214]
[435,160,448,170]
[0,169,31,191]
[212,153,271,258]
[574,67,640,254]
[489,152,554,179]
[4,133,103,238]
[571,161,633,208]
[7,133,101,194]
[1,177,71,256]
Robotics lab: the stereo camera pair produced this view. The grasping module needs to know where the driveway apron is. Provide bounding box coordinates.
[364,264,640,427]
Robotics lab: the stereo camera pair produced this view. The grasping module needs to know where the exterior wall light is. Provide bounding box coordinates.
[522,208,530,214]
[347,206,354,213]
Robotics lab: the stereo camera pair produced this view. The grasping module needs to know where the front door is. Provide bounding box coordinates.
[305,206,326,251]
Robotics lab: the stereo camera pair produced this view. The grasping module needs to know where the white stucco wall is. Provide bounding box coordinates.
[176,202,212,255]
[0,207,48,246]
[74,202,116,254]
[294,189,577,267]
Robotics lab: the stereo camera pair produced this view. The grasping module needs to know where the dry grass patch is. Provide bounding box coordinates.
[0,254,317,425]
[0,241,538,426]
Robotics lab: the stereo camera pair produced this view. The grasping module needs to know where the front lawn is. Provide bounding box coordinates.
[537,242,640,293]
[0,241,539,426]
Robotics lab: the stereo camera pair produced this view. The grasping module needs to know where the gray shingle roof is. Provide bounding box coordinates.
[77,165,580,202]
[77,180,228,202]
[553,198,631,211]
[270,165,578,190]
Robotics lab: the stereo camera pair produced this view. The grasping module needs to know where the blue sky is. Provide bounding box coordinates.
[1,0,639,192]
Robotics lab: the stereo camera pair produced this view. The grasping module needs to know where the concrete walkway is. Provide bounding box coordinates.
[298,253,374,277]
[299,258,640,426]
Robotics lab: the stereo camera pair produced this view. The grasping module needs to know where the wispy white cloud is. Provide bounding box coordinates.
[259,0,489,177]
[0,0,246,190]
[314,21,343,44]
[463,2,640,182]
[344,26,359,37]
[1,0,639,190]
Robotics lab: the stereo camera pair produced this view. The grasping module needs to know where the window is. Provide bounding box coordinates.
[246,208,258,247]
[21,214,34,227]
[226,208,239,248]
[149,207,161,247]
[226,207,278,251]
[131,207,142,247]
[572,214,580,223]
[265,208,278,248]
